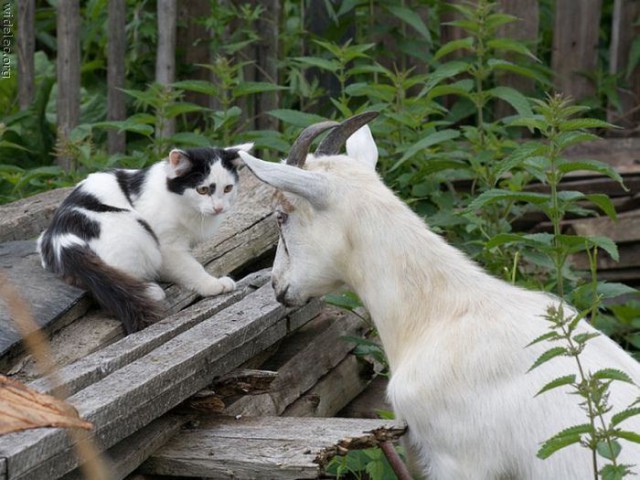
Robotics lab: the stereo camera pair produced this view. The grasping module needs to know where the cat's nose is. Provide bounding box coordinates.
[214,206,223,214]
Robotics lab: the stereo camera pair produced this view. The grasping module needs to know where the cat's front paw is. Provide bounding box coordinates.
[198,276,236,296]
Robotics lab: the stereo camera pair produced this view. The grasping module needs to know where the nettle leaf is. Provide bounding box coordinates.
[616,430,640,444]
[486,232,554,250]
[528,347,568,372]
[572,332,600,344]
[557,159,625,187]
[434,37,474,60]
[423,61,470,91]
[325,291,363,311]
[586,236,620,262]
[233,82,288,97]
[596,440,622,461]
[487,59,550,85]
[384,4,431,41]
[591,368,634,384]
[495,142,545,178]
[537,424,591,459]
[527,331,562,347]
[487,38,538,60]
[596,282,638,300]
[612,407,640,427]
[555,131,600,149]
[268,109,328,128]
[585,193,619,220]
[468,189,549,210]
[171,80,217,96]
[293,56,340,72]
[559,118,616,131]
[392,129,460,171]
[601,464,631,480]
[489,87,533,117]
[535,374,576,397]
[506,115,547,132]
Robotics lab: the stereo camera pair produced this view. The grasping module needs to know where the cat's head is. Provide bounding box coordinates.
[165,144,253,216]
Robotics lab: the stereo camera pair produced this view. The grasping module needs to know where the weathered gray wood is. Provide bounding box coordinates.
[61,415,188,480]
[255,0,280,132]
[0,241,90,367]
[339,375,391,419]
[564,137,640,174]
[283,354,373,418]
[0,187,72,243]
[28,269,271,397]
[107,0,127,154]
[573,242,640,271]
[565,210,640,244]
[141,416,407,479]
[56,0,81,171]
[495,0,539,118]
[0,285,321,479]
[608,0,640,129]
[17,0,35,109]
[551,0,602,101]
[526,175,640,198]
[226,309,367,416]
[155,0,177,138]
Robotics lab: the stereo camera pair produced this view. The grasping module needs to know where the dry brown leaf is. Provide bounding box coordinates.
[0,374,93,435]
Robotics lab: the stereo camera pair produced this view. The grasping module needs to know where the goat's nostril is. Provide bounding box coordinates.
[275,285,289,305]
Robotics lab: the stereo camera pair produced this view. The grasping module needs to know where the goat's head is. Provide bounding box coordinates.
[239,112,379,306]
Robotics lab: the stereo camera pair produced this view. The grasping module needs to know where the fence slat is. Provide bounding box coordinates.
[107,0,126,154]
[552,0,603,101]
[155,0,177,138]
[56,0,81,172]
[609,0,640,129]
[17,0,35,110]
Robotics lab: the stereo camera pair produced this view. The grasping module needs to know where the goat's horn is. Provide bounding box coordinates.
[315,111,379,157]
[286,120,340,167]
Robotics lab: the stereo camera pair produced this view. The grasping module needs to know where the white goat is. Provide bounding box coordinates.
[239,113,640,479]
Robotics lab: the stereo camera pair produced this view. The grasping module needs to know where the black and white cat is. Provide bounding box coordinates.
[37,144,252,333]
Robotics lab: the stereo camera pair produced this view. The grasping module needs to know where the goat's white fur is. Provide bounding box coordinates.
[239,127,640,479]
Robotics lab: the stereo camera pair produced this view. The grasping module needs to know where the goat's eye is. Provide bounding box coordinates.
[224,184,234,194]
[196,185,209,195]
[275,210,288,227]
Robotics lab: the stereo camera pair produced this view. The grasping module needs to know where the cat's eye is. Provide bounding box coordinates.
[196,185,209,195]
[224,185,234,194]
[275,210,288,227]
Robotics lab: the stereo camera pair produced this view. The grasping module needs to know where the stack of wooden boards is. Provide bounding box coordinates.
[0,170,401,480]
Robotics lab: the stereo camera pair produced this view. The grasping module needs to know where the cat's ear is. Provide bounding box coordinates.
[223,143,254,169]
[167,149,192,178]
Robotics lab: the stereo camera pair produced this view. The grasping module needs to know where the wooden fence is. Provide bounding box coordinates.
[13,0,640,170]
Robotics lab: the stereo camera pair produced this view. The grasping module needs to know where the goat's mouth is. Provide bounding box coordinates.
[275,285,310,308]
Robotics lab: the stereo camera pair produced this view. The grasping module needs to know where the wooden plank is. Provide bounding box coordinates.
[565,210,640,244]
[608,0,640,129]
[551,0,602,101]
[155,0,177,138]
[28,269,271,397]
[255,0,280,132]
[525,174,640,197]
[282,354,373,418]
[572,242,640,271]
[563,137,640,174]
[141,416,406,479]
[0,171,277,367]
[0,241,91,366]
[0,188,72,243]
[0,285,322,479]
[225,308,368,416]
[339,376,391,419]
[61,415,188,480]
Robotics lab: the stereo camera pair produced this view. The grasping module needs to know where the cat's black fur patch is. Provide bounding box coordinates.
[137,219,159,244]
[167,147,240,194]
[115,169,149,205]
[69,188,128,214]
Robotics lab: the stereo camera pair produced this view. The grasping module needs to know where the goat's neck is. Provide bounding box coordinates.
[344,206,485,372]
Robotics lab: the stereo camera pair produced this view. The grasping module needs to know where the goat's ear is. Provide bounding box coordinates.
[346,125,378,170]
[224,142,254,169]
[167,149,192,178]
[238,151,330,210]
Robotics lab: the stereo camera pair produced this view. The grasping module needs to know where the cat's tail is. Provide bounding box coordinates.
[39,234,163,334]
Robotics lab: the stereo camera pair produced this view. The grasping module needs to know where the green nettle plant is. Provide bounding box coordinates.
[474,94,640,479]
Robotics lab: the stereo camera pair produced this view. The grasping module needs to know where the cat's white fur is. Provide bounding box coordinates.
[239,128,640,479]
[40,144,251,298]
